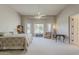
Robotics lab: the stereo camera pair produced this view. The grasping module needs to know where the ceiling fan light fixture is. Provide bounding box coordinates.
[34,12,46,19]
[34,15,42,19]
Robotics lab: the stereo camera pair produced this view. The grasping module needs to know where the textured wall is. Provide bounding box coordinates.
[0,5,21,33]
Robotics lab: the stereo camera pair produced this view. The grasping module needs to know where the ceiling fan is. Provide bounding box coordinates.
[34,12,46,19]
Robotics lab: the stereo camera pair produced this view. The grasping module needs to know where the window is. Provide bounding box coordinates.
[27,24,31,34]
[34,24,44,34]
[47,24,52,32]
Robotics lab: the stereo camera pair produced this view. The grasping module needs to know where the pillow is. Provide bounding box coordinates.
[3,32,13,36]
[14,34,25,37]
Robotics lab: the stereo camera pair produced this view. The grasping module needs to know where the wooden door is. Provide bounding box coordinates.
[70,15,79,45]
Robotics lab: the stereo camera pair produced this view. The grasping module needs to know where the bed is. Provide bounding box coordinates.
[0,33,32,50]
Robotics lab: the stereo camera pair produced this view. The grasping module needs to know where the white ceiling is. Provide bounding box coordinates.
[8,4,68,15]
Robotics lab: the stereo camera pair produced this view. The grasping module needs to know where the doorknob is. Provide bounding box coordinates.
[72,40,74,41]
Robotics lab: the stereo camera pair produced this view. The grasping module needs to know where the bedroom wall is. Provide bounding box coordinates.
[21,15,56,36]
[0,5,21,33]
[56,5,79,40]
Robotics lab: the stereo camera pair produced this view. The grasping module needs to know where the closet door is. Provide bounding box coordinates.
[73,16,78,45]
[70,15,78,45]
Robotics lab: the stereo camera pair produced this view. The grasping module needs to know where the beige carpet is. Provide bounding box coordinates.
[26,37,79,55]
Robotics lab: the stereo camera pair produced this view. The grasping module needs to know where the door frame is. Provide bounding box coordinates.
[68,16,71,44]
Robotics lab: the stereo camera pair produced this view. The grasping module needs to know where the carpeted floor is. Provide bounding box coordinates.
[26,37,79,55]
